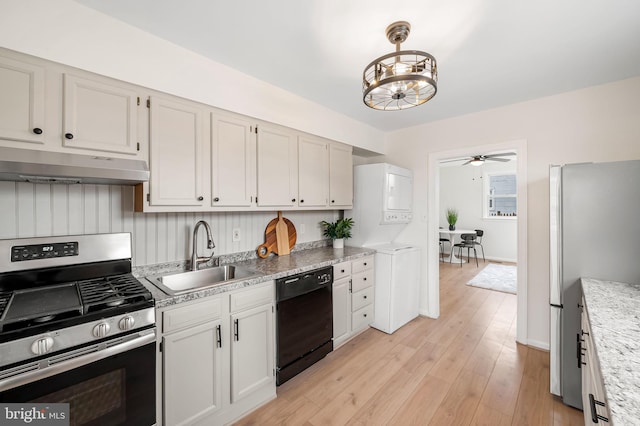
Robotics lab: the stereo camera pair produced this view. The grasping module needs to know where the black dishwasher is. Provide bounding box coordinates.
[276,266,333,385]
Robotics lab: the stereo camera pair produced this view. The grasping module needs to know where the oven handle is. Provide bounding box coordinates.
[0,330,156,392]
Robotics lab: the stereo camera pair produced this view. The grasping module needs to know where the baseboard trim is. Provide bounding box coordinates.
[419,310,438,319]
[484,256,518,263]
[527,339,550,351]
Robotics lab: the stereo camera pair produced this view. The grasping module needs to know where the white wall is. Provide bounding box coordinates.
[440,161,517,262]
[385,76,640,348]
[0,182,336,266]
[0,0,385,155]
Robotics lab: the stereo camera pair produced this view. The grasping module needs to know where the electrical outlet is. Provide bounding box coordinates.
[300,224,306,234]
[232,228,240,242]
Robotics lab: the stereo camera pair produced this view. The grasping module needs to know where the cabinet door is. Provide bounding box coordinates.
[329,143,353,208]
[256,124,298,207]
[163,320,223,426]
[332,277,351,348]
[63,74,138,155]
[210,111,256,207]
[230,303,274,403]
[149,96,204,206]
[298,135,328,208]
[0,56,45,144]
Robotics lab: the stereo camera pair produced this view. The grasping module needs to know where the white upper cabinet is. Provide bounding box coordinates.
[210,111,256,207]
[298,135,329,208]
[329,143,353,208]
[0,48,356,213]
[0,55,45,145]
[256,124,298,207]
[149,96,205,206]
[63,74,139,155]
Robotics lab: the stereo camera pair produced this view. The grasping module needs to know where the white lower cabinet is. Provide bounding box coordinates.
[230,296,274,404]
[164,319,223,425]
[332,256,375,349]
[159,281,276,426]
[332,274,351,348]
[580,295,610,425]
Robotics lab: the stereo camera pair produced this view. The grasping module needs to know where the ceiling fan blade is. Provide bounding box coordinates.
[440,157,469,163]
[484,152,516,158]
[461,159,473,166]
[486,157,510,162]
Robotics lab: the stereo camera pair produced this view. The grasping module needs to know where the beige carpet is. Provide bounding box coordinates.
[467,263,517,294]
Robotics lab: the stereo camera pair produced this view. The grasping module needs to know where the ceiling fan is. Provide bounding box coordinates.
[441,152,516,166]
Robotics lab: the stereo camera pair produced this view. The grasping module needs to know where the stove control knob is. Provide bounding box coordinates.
[93,322,111,338]
[31,337,54,355]
[119,316,135,331]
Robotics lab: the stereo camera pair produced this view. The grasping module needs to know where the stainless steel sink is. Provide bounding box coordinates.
[146,265,259,295]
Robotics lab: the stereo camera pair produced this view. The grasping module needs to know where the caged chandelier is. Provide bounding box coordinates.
[362,21,438,111]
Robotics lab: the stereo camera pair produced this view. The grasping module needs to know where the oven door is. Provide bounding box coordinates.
[0,330,156,426]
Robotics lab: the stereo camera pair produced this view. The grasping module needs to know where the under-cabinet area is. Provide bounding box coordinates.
[0,47,353,212]
[581,278,640,424]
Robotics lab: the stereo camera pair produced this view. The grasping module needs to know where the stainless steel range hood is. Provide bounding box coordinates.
[0,147,149,185]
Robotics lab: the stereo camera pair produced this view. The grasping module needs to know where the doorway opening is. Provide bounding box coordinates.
[426,140,528,345]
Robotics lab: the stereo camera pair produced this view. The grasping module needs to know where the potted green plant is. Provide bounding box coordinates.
[320,217,354,249]
[446,208,458,231]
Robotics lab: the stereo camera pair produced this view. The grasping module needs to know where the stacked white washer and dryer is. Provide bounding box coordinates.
[346,163,420,334]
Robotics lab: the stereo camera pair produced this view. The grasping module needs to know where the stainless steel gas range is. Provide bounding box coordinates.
[0,233,156,425]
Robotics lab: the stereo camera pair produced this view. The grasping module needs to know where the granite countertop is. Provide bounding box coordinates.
[138,246,376,308]
[581,278,640,423]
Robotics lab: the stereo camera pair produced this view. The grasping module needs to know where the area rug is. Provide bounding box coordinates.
[467,263,517,294]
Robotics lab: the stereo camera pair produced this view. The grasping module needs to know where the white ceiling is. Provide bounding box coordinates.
[74,0,640,132]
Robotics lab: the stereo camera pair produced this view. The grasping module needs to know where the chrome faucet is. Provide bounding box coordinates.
[191,220,216,271]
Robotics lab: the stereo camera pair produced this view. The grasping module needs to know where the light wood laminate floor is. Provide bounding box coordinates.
[235,261,583,425]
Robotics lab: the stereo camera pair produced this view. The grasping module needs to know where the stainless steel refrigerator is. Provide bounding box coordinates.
[549,160,640,409]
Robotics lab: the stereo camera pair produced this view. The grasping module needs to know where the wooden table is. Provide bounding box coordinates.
[439,229,477,263]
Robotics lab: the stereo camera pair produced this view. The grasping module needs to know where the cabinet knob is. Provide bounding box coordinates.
[341,269,345,273]
[213,197,220,202]
[197,196,204,201]
[364,313,367,317]
[291,198,296,202]
[364,295,367,299]
[300,199,304,203]
[64,133,74,140]
[364,262,367,266]
[331,200,335,203]
[363,277,367,281]
[33,127,43,135]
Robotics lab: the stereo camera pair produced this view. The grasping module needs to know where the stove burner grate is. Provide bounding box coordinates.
[0,292,10,320]
[78,274,152,313]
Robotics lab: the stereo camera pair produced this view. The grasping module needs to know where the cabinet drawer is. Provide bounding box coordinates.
[352,287,373,312]
[352,269,374,293]
[333,261,351,281]
[163,297,222,333]
[352,304,374,331]
[352,256,373,274]
[230,282,274,313]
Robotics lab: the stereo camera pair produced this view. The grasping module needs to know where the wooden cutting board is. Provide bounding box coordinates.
[275,211,289,255]
[257,213,297,258]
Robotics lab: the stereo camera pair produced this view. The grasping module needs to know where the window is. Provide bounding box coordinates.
[484,172,517,218]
